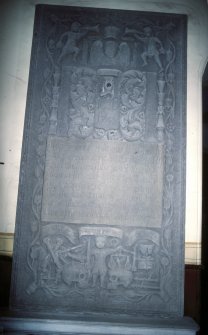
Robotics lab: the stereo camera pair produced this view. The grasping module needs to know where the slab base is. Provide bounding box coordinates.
[0,313,199,335]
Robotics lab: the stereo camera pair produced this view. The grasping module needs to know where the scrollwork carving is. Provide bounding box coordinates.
[119,70,146,141]
[68,67,97,138]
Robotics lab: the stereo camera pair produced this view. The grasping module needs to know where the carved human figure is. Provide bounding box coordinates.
[135,26,165,70]
[43,236,65,283]
[57,22,89,63]
[27,243,51,293]
[90,236,117,288]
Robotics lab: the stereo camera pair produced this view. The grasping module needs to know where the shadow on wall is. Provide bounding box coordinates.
[0,255,12,308]
[201,65,208,335]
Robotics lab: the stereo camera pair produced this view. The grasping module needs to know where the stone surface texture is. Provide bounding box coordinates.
[0,315,199,335]
[10,4,187,320]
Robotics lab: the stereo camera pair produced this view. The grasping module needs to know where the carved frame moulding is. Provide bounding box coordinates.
[10,4,187,318]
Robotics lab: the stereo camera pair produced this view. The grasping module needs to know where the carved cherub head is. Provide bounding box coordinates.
[95,236,107,249]
[71,21,81,33]
[143,26,152,37]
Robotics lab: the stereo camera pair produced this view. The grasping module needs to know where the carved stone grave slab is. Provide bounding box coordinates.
[10,4,187,318]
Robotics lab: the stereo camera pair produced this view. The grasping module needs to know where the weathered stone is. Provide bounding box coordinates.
[10,4,187,319]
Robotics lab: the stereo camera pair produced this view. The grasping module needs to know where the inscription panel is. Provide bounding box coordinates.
[42,136,164,227]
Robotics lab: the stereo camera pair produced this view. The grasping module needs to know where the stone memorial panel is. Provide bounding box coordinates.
[10,4,187,319]
[41,137,164,227]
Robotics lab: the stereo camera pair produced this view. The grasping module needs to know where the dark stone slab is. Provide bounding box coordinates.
[10,4,187,319]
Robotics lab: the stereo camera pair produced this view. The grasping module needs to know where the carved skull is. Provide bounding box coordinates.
[108,269,133,289]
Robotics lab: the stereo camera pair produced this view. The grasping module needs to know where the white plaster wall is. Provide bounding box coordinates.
[0,0,207,263]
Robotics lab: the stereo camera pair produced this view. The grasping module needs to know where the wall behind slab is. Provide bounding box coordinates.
[0,0,207,264]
